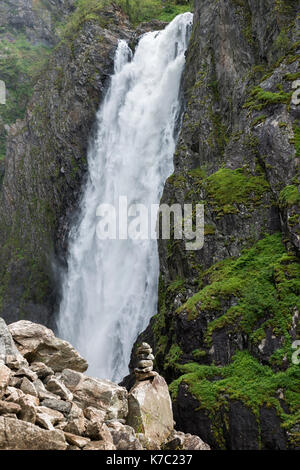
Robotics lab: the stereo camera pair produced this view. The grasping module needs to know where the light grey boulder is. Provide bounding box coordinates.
[0,400,21,416]
[83,440,116,451]
[36,406,64,430]
[107,420,143,450]
[30,362,54,379]
[127,374,174,447]
[0,318,27,369]
[64,432,91,448]
[45,376,73,401]
[0,363,11,399]
[163,430,211,450]
[60,369,128,420]
[63,402,86,436]
[41,398,72,417]
[0,416,67,450]
[14,366,38,382]
[32,379,60,401]
[20,376,38,398]
[18,394,39,423]
[8,320,88,372]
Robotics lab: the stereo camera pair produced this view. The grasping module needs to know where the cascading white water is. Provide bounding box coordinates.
[58,13,193,382]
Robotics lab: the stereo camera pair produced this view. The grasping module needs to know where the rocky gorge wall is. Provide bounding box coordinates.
[0,0,77,164]
[134,0,300,450]
[0,4,133,326]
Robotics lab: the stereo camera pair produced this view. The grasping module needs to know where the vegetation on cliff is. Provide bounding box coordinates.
[0,0,299,451]
[0,38,51,160]
[0,1,193,161]
[135,0,300,449]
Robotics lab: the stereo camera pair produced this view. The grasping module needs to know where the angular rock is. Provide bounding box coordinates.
[20,377,38,398]
[41,398,72,417]
[83,440,116,451]
[5,386,25,403]
[64,432,90,449]
[55,421,68,431]
[83,406,108,440]
[30,362,54,379]
[164,431,211,450]
[8,321,88,372]
[63,403,86,436]
[127,374,174,447]
[0,400,21,415]
[45,376,73,401]
[14,366,38,382]
[135,370,158,381]
[107,420,143,450]
[8,376,22,388]
[18,394,39,423]
[0,318,27,368]
[83,406,106,424]
[36,412,55,431]
[0,363,11,399]
[60,369,128,419]
[32,379,60,401]
[137,433,160,450]
[63,418,86,436]
[68,402,85,421]
[85,420,113,443]
[84,420,103,440]
[7,321,55,356]
[0,416,67,450]
[37,406,64,426]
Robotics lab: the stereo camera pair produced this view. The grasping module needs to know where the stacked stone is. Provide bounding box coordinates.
[134,343,156,381]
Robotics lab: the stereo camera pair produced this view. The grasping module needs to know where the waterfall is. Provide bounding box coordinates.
[57,13,193,383]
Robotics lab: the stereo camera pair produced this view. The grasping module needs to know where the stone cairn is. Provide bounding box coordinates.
[134,342,156,381]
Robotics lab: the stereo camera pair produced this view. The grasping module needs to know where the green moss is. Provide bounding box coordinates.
[156,1,194,23]
[62,0,193,35]
[165,343,183,369]
[251,114,267,127]
[169,351,300,443]
[0,34,51,159]
[291,125,300,158]
[208,107,229,155]
[192,349,207,361]
[167,173,187,189]
[274,0,299,22]
[205,168,270,216]
[187,167,206,179]
[285,72,300,81]
[279,185,300,206]
[177,234,300,351]
[244,86,292,111]
[167,278,185,292]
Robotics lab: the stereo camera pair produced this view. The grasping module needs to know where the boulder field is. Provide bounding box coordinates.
[0,318,209,451]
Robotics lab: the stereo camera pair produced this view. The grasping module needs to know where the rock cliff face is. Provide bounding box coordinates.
[0,0,76,46]
[134,0,300,450]
[0,4,132,326]
[0,1,76,163]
